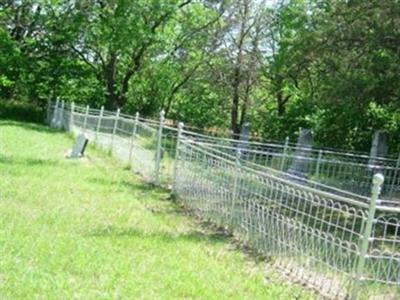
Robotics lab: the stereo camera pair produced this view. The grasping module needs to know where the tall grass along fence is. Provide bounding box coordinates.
[48,100,400,300]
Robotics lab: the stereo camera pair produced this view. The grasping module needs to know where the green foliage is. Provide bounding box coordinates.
[1,0,400,152]
[255,0,400,152]
[0,100,44,123]
[0,27,21,98]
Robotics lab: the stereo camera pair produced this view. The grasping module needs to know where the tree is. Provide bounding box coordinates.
[56,0,223,110]
[207,0,271,136]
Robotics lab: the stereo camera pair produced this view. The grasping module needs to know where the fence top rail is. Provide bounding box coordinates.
[163,125,178,132]
[183,129,288,148]
[74,106,87,113]
[118,115,135,123]
[103,111,116,117]
[72,110,86,116]
[119,113,135,120]
[138,117,163,125]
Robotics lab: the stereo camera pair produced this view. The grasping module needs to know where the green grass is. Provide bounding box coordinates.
[0,120,313,299]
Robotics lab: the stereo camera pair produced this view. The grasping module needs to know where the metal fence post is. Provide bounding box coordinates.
[172,122,184,195]
[351,173,384,300]
[96,106,104,142]
[388,152,400,199]
[83,105,89,133]
[54,98,59,125]
[154,110,165,185]
[133,112,139,137]
[111,108,120,151]
[280,136,290,171]
[129,112,139,163]
[315,149,323,178]
[69,102,75,132]
[230,149,241,224]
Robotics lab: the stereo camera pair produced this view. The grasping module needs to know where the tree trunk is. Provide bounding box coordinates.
[231,90,240,136]
[276,89,290,117]
[277,92,285,116]
[231,44,244,137]
[104,53,118,109]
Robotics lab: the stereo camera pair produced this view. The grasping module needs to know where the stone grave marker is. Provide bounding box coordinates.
[68,134,88,158]
[368,130,388,168]
[236,122,251,158]
[288,129,313,178]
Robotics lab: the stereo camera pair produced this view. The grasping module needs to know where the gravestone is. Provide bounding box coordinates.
[50,107,58,128]
[288,129,313,178]
[236,122,251,159]
[50,116,57,128]
[154,147,164,161]
[368,130,388,168]
[68,134,88,158]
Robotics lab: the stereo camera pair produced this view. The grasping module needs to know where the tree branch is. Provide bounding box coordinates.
[70,45,98,71]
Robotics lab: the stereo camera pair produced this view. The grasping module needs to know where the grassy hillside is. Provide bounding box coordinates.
[0,120,312,299]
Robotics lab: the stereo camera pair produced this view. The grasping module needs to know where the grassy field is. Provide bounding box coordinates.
[0,120,313,299]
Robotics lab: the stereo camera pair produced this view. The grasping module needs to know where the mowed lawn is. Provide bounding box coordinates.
[0,120,312,300]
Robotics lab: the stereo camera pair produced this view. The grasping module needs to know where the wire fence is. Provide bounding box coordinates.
[48,100,400,300]
[182,131,400,203]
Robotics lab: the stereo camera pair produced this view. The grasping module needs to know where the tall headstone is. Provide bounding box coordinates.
[288,129,313,178]
[236,122,251,158]
[368,131,388,168]
[51,98,60,128]
[68,134,89,158]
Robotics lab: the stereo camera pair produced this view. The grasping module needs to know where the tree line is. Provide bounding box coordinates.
[1,0,400,152]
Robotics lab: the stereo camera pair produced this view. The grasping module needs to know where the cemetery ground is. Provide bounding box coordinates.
[0,120,313,299]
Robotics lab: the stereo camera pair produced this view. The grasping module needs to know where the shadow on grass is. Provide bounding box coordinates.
[86,225,230,244]
[88,177,163,193]
[0,120,59,134]
[85,175,269,262]
[0,155,61,167]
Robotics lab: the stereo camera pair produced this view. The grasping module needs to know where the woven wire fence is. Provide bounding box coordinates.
[182,131,400,204]
[48,100,400,300]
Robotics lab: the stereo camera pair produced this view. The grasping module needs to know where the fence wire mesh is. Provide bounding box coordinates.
[184,131,400,204]
[49,101,400,300]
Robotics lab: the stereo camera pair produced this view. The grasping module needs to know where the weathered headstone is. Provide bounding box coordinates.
[50,114,58,128]
[50,99,59,128]
[368,130,388,167]
[50,105,56,127]
[154,147,164,161]
[68,134,88,158]
[288,129,313,178]
[236,122,251,158]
